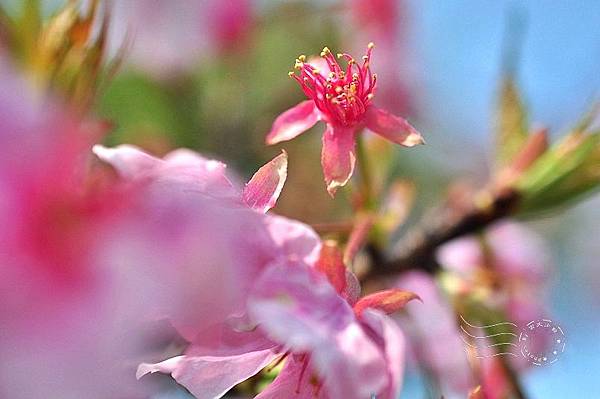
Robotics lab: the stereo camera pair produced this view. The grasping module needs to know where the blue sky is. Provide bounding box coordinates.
[402,1,600,397]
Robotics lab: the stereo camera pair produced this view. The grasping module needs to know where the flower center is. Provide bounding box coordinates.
[289,43,377,127]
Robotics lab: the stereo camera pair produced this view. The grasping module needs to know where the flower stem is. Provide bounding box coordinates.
[355,134,376,210]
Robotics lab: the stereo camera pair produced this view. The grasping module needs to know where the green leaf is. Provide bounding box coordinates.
[495,77,529,168]
[517,131,600,215]
[514,104,600,216]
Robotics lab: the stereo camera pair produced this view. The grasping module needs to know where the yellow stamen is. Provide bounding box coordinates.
[298,54,306,62]
[367,42,375,49]
[320,47,330,57]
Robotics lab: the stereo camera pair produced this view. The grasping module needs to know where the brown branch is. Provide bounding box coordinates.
[364,188,520,280]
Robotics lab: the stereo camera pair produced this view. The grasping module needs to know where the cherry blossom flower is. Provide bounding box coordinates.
[428,220,552,397]
[138,242,419,399]
[347,0,414,114]
[436,220,550,330]
[266,44,423,196]
[0,54,320,397]
[395,272,475,396]
[110,0,253,77]
[93,145,321,342]
[0,59,161,398]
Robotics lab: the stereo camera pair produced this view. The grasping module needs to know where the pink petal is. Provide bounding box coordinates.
[360,309,406,399]
[342,270,362,306]
[242,151,288,213]
[137,349,277,399]
[354,289,421,317]
[92,144,162,179]
[248,262,388,399]
[264,214,322,266]
[321,124,356,196]
[395,271,475,392]
[255,357,325,399]
[315,240,347,294]
[266,101,320,145]
[364,106,424,147]
[94,144,239,200]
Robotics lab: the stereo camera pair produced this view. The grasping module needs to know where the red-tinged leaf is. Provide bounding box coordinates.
[315,240,346,294]
[496,127,548,188]
[353,289,421,317]
[242,151,287,213]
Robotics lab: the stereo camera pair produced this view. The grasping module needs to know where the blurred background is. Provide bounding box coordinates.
[1,0,598,397]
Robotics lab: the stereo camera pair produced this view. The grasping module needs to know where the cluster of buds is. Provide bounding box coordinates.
[0,0,121,109]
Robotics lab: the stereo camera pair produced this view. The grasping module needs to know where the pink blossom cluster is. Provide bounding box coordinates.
[0,51,419,397]
[0,1,560,395]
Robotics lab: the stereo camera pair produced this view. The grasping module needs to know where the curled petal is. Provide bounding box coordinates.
[242,150,287,213]
[315,240,347,294]
[255,357,323,399]
[248,262,388,399]
[321,124,356,196]
[265,214,322,266]
[137,350,277,399]
[354,289,421,317]
[360,309,406,398]
[365,106,424,147]
[266,101,320,145]
[92,144,162,179]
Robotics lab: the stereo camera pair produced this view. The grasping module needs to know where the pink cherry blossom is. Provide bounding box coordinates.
[347,0,414,114]
[433,220,553,396]
[0,59,162,398]
[266,44,424,196]
[0,54,319,397]
[436,220,551,328]
[110,0,253,77]
[395,271,475,395]
[139,243,418,399]
[93,145,320,342]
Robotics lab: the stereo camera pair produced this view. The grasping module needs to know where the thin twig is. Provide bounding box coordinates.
[363,188,520,280]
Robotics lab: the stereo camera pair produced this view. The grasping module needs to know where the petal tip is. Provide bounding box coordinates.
[243,150,288,212]
[135,363,153,380]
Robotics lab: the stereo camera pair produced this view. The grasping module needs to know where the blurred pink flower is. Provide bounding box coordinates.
[0,59,159,398]
[395,271,475,395]
[139,244,419,398]
[93,144,319,341]
[347,0,414,114]
[111,0,253,77]
[434,220,553,397]
[437,220,551,327]
[0,56,318,397]
[266,44,423,196]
